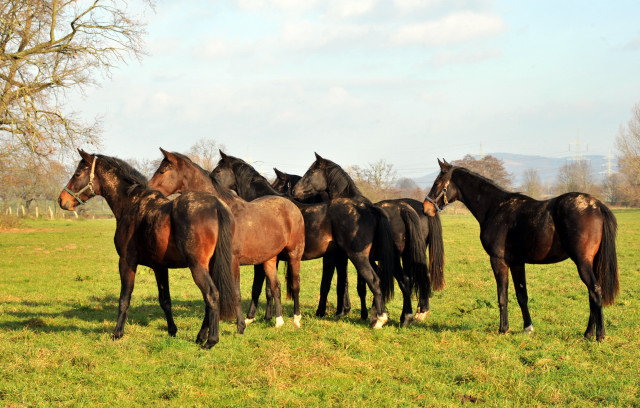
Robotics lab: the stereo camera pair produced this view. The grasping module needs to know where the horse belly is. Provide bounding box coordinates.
[235,226,286,265]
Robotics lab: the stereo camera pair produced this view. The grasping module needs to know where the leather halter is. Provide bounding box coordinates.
[64,157,97,205]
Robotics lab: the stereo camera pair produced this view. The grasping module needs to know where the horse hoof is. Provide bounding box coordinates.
[244,318,255,326]
[524,325,534,334]
[373,313,388,329]
[275,316,284,328]
[201,340,218,349]
[400,314,413,327]
[315,310,326,318]
[293,314,302,329]
[414,311,429,322]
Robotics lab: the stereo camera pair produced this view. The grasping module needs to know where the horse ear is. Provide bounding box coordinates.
[219,150,227,159]
[314,152,324,161]
[274,168,285,179]
[438,158,452,172]
[159,147,169,158]
[78,149,93,164]
[161,149,178,164]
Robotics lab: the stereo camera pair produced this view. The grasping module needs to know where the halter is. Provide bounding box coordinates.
[425,180,450,213]
[64,157,97,205]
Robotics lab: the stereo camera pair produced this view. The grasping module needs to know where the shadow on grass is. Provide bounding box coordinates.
[0,295,276,335]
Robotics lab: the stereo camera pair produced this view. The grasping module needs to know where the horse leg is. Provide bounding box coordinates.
[396,271,414,328]
[316,254,336,317]
[351,254,387,329]
[575,259,605,341]
[490,257,510,334]
[190,263,220,349]
[510,263,533,334]
[113,258,137,340]
[232,262,245,335]
[264,258,284,328]
[335,251,351,317]
[246,264,265,324]
[289,258,302,328]
[153,267,177,337]
[356,273,368,321]
[397,254,414,327]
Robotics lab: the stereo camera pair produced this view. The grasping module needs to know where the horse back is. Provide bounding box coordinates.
[229,195,305,263]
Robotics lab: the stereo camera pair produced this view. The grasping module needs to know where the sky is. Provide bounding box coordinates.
[71,0,640,179]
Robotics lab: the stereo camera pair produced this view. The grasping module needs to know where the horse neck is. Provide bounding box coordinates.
[235,165,283,201]
[452,169,509,222]
[95,167,144,220]
[324,168,364,201]
[181,163,217,195]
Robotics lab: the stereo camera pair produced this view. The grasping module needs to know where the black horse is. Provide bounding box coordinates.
[213,151,396,327]
[273,167,446,321]
[424,159,619,341]
[59,150,242,348]
[292,153,445,325]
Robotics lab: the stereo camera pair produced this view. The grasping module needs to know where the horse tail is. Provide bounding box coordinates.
[370,204,396,302]
[425,212,446,292]
[399,203,430,301]
[594,204,619,306]
[210,202,237,320]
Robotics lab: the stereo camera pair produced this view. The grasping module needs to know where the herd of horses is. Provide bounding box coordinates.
[58,149,619,348]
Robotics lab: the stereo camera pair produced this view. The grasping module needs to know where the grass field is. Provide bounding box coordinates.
[1,210,639,406]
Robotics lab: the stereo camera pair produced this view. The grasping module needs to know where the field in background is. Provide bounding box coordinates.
[1,211,639,406]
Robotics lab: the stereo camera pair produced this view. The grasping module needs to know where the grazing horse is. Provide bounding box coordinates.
[213,151,395,328]
[149,149,306,328]
[424,159,619,341]
[292,153,445,325]
[59,150,242,348]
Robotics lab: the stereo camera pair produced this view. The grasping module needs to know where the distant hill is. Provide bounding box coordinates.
[412,153,609,189]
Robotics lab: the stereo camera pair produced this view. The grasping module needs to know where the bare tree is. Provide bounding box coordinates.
[616,101,640,206]
[520,168,543,198]
[555,160,594,194]
[187,138,226,171]
[1,0,151,162]
[348,159,397,201]
[452,154,514,189]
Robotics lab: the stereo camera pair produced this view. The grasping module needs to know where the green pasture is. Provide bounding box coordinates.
[1,210,639,406]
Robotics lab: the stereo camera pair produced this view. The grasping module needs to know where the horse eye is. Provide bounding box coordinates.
[74,172,81,177]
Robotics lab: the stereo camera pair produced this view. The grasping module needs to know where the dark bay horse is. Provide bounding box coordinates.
[213,151,395,328]
[59,150,241,348]
[149,149,306,328]
[424,159,619,341]
[273,167,446,322]
[292,153,445,325]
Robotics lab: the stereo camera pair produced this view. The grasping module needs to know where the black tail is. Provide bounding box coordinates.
[369,204,396,302]
[594,204,619,306]
[210,203,237,320]
[425,212,446,291]
[399,203,430,301]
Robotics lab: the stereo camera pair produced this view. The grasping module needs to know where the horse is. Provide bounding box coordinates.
[423,159,619,341]
[272,167,446,321]
[291,153,445,325]
[149,149,306,328]
[59,149,242,348]
[213,151,395,328]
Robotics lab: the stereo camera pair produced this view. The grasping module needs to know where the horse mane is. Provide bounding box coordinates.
[221,155,282,199]
[168,151,237,201]
[453,166,512,194]
[96,154,148,191]
[321,159,363,198]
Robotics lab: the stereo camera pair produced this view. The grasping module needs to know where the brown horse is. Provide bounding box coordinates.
[59,150,242,348]
[424,159,619,341]
[149,149,306,328]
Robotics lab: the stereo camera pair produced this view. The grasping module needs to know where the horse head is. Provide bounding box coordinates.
[59,149,101,211]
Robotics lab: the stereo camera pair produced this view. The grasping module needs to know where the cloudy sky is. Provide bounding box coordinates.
[73,0,640,178]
